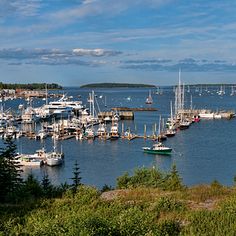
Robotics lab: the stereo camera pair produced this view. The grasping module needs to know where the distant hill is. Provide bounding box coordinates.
[0,82,62,90]
[80,83,156,88]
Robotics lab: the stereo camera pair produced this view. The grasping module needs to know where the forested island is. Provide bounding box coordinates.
[80,83,156,88]
[1,139,236,235]
[0,82,62,90]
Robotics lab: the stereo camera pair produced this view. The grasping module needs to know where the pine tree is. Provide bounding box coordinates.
[41,172,53,197]
[71,161,82,194]
[24,172,42,199]
[164,164,183,191]
[0,137,22,202]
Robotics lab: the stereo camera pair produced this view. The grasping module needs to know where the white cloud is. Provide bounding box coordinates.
[0,0,42,17]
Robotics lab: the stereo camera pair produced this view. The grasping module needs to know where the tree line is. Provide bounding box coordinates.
[0,82,62,90]
[80,83,156,88]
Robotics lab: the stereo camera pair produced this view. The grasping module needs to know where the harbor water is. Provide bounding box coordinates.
[1,86,236,188]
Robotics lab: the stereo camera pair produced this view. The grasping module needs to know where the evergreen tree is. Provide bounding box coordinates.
[41,172,53,197]
[24,172,43,199]
[71,161,82,194]
[164,164,183,191]
[0,138,22,202]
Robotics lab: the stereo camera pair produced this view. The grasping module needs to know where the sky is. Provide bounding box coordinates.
[1,0,236,86]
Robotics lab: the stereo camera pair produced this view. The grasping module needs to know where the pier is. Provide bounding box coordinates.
[111,107,158,111]
[98,111,134,120]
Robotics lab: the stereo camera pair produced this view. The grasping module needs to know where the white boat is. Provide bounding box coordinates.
[84,127,95,139]
[109,121,120,140]
[16,155,44,166]
[145,90,153,104]
[15,148,47,167]
[46,152,64,166]
[199,112,214,119]
[36,94,84,119]
[165,129,176,137]
[97,123,107,137]
[143,142,172,155]
[46,142,64,167]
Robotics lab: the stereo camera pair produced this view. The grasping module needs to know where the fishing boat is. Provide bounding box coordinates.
[145,90,153,104]
[142,142,172,155]
[109,121,120,140]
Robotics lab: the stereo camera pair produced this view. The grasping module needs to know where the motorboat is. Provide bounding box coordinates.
[143,142,172,155]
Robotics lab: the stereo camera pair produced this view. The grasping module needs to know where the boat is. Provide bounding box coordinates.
[84,127,95,139]
[193,115,200,123]
[97,123,107,138]
[179,120,190,130]
[199,110,215,119]
[15,148,47,167]
[109,121,120,140]
[143,142,172,155]
[15,155,44,166]
[46,151,64,166]
[46,141,64,166]
[145,90,153,104]
[165,129,176,137]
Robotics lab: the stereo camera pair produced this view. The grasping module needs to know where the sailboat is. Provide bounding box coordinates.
[145,90,153,104]
[46,139,64,166]
[230,86,235,96]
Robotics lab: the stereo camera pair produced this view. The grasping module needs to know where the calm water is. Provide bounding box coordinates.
[2,87,236,188]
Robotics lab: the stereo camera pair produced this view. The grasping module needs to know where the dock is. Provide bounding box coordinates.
[111,107,158,111]
[98,111,134,120]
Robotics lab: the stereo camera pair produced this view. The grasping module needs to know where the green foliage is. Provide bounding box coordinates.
[156,220,181,236]
[116,166,184,191]
[101,184,114,192]
[23,173,43,199]
[0,138,22,203]
[71,161,82,194]
[0,82,62,90]
[211,179,222,189]
[163,164,184,191]
[155,196,186,213]
[80,82,156,88]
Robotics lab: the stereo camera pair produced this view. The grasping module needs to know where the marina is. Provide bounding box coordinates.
[0,84,236,188]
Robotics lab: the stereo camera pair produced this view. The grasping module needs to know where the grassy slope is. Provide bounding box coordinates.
[1,184,236,235]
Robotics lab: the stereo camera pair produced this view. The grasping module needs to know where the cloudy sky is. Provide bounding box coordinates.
[1,0,236,86]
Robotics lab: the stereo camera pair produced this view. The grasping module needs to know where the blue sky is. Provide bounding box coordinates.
[1,0,236,86]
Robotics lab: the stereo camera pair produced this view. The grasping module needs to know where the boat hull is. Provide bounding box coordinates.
[46,158,63,166]
[143,148,172,155]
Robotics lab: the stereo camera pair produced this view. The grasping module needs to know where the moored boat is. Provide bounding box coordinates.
[142,142,172,155]
[165,129,176,137]
[145,90,153,104]
[46,152,64,166]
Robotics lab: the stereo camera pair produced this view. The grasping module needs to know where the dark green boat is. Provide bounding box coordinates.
[142,143,172,155]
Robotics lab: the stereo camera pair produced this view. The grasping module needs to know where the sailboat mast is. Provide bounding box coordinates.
[92,90,95,119]
[45,83,48,105]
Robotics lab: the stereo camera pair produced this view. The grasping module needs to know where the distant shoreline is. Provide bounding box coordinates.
[0,82,62,90]
[80,83,156,88]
